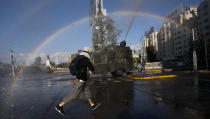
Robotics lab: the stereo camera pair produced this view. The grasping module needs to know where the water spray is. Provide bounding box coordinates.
[123,0,143,41]
[124,15,136,41]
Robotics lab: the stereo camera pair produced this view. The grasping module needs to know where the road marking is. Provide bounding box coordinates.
[126,75,178,80]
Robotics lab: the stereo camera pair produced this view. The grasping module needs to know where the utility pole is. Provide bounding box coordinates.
[10,50,15,78]
[140,35,144,62]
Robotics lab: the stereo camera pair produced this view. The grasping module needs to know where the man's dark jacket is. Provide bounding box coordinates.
[70,55,94,81]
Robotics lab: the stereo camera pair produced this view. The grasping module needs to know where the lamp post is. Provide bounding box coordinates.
[139,35,144,63]
[10,50,15,77]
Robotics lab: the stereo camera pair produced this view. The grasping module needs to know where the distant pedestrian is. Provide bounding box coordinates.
[140,61,145,73]
[137,62,141,72]
[55,49,101,116]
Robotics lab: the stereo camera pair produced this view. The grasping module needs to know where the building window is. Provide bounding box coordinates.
[203,12,208,16]
[203,4,208,10]
[206,25,209,30]
[204,18,209,23]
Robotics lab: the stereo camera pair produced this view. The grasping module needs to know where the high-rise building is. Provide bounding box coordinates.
[148,32,158,52]
[173,7,197,60]
[89,0,107,50]
[158,22,176,61]
[142,27,158,61]
[89,0,107,25]
[141,36,148,61]
[157,6,197,62]
[197,0,210,68]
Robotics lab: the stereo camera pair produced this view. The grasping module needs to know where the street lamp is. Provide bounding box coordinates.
[139,35,144,62]
[10,50,15,77]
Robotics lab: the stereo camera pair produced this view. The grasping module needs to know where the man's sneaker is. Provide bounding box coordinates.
[91,103,101,111]
[55,105,65,116]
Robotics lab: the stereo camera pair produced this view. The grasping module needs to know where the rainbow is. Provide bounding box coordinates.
[14,10,190,80]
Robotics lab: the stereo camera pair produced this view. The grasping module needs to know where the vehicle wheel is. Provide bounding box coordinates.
[115,69,125,77]
[111,72,116,77]
[126,71,132,75]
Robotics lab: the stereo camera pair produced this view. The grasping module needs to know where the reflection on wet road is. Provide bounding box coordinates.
[0,72,210,119]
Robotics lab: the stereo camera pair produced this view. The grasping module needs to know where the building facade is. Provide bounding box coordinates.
[173,7,197,61]
[142,36,148,61]
[142,27,158,61]
[197,0,210,68]
[157,22,176,61]
[148,32,158,53]
[157,6,197,63]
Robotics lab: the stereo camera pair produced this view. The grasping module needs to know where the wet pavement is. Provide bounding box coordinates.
[0,71,210,119]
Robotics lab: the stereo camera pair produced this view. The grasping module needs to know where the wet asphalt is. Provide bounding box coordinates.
[0,71,210,119]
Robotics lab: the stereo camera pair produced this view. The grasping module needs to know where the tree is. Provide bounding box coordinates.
[146,46,156,62]
[92,15,121,51]
[133,57,141,64]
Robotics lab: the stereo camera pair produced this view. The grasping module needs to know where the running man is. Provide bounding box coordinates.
[55,48,101,115]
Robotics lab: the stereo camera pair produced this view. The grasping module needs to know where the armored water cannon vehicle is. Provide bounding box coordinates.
[89,44,133,76]
[70,43,133,77]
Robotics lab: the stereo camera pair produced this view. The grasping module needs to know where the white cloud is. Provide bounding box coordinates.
[130,43,141,54]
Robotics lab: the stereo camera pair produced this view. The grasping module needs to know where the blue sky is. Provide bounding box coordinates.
[0,0,201,63]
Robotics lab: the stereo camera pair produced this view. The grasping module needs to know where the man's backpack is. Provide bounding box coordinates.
[69,55,81,75]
